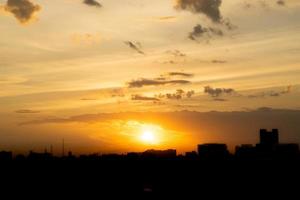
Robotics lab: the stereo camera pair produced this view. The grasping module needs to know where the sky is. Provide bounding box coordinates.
[0,0,300,155]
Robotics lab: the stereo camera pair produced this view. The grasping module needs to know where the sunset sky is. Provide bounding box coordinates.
[0,0,300,155]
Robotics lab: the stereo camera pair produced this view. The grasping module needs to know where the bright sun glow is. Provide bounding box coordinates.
[141,130,156,143]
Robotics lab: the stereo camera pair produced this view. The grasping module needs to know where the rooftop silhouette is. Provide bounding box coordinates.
[0,128,299,197]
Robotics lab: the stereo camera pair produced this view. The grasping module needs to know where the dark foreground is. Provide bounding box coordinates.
[1,159,299,198]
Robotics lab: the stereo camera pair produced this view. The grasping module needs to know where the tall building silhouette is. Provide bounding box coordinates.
[260,129,279,146]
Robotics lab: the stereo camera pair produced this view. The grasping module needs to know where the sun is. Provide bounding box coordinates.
[140,130,156,144]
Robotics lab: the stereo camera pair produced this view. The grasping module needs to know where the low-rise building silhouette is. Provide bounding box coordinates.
[0,151,12,161]
[185,151,198,159]
[142,149,177,159]
[235,144,256,160]
[198,144,229,160]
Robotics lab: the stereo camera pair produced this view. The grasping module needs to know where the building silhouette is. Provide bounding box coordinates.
[260,129,279,146]
[142,149,177,159]
[197,144,229,160]
[234,129,300,160]
[0,151,12,161]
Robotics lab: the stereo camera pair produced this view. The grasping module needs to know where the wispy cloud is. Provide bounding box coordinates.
[157,16,177,21]
[131,95,159,101]
[128,78,190,88]
[168,72,194,78]
[211,60,227,64]
[15,109,40,114]
[124,41,145,55]
[166,50,186,57]
[248,85,292,98]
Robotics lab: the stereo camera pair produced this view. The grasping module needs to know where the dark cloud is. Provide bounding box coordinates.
[168,72,194,78]
[212,59,227,64]
[277,0,285,6]
[189,24,223,41]
[2,0,41,24]
[156,89,195,100]
[83,0,102,7]
[16,109,40,114]
[131,95,159,101]
[188,24,208,40]
[124,41,145,55]
[204,86,235,97]
[175,0,223,23]
[128,78,190,88]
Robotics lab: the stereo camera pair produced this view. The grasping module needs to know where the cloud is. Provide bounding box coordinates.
[71,33,101,44]
[186,90,195,98]
[111,89,126,98]
[277,0,285,6]
[83,0,102,7]
[124,41,145,55]
[15,109,40,114]
[204,86,235,97]
[128,78,190,88]
[1,0,41,24]
[188,24,223,41]
[81,98,97,101]
[211,59,227,64]
[168,72,194,78]
[131,95,160,101]
[166,50,186,57]
[213,98,227,101]
[247,85,292,98]
[243,0,285,10]
[175,0,223,23]
[158,16,177,20]
[156,89,195,100]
